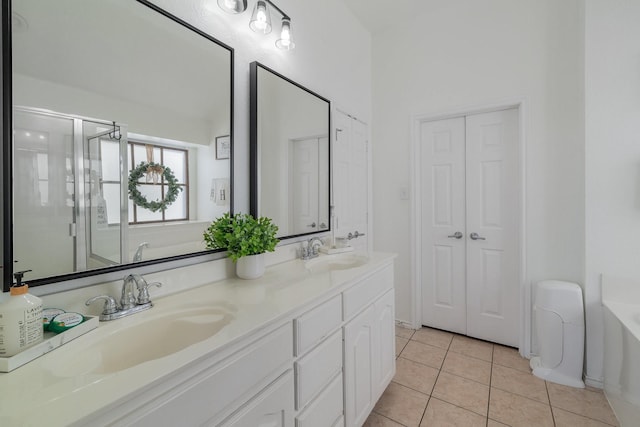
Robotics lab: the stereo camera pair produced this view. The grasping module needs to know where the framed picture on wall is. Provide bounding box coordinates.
[216,135,230,160]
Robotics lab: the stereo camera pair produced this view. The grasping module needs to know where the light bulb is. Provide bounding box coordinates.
[276,17,295,50]
[255,5,267,30]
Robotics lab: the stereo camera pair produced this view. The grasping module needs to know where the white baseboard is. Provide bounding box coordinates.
[584,376,604,389]
[395,319,416,330]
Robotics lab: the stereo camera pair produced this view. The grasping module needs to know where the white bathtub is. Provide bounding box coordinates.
[602,276,640,426]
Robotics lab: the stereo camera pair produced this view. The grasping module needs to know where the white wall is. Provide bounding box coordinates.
[585,0,640,385]
[372,0,585,356]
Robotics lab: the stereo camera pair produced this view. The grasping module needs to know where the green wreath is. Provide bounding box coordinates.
[128,161,183,212]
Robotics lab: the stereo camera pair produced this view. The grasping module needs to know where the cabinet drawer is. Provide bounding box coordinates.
[220,370,295,427]
[295,330,342,410]
[343,265,393,320]
[294,294,342,356]
[132,323,293,426]
[295,372,343,427]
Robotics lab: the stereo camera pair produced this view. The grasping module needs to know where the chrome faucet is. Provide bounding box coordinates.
[86,273,162,321]
[300,237,323,260]
[133,242,150,262]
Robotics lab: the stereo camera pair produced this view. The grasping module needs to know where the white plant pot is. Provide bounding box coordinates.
[236,253,265,280]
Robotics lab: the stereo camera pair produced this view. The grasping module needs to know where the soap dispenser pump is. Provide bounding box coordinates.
[0,270,44,357]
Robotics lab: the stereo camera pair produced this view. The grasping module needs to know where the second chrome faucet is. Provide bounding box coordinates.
[86,273,162,321]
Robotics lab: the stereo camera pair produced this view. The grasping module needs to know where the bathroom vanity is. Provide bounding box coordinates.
[0,252,396,426]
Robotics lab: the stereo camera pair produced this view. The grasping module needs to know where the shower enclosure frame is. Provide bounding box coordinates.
[12,106,129,277]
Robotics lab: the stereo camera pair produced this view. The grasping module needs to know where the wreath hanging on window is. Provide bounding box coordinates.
[128,161,182,212]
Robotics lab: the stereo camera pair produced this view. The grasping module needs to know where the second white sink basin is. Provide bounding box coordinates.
[50,305,235,376]
[304,254,369,274]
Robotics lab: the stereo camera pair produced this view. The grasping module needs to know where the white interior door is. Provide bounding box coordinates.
[290,138,319,234]
[334,111,368,251]
[420,108,519,347]
[420,117,467,335]
[465,109,519,346]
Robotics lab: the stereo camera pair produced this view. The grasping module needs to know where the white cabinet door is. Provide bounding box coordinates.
[344,305,375,427]
[373,289,395,400]
[221,370,294,427]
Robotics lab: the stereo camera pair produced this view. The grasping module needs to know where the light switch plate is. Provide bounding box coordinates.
[399,186,409,200]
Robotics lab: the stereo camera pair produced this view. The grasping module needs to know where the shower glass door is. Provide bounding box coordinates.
[13,108,77,278]
[13,108,126,280]
[85,122,127,268]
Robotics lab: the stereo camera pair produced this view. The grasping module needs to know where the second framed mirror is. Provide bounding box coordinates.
[250,62,330,239]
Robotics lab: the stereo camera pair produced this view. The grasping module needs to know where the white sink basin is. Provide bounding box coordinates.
[304,254,369,274]
[50,306,235,375]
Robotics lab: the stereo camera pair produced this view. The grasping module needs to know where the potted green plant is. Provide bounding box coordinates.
[203,212,279,279]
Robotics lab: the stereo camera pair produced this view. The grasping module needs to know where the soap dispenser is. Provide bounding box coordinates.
[0,270,44,357]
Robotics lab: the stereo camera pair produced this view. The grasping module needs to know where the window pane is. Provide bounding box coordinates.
[132,144,161,167]
[135,184,163,222]
[38,181,49,206]
[164,185,187,220]
[101,140,121,182]
[162,148,186,183]
[102,183,121,225]
[128,199,134,221]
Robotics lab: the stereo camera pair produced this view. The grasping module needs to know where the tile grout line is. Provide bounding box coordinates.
[395,332,412,358]
[417,333,452,427]
[548,403,620,427]
[546,380,557,427]
[371,410,410,427]
[486,345,494,427]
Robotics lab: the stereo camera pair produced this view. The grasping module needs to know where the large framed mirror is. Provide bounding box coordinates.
[250,62,330,239]
[2,0,233,290]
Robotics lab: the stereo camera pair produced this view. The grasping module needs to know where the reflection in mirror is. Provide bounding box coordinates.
[250,62,330,239]
[6,0,233,286]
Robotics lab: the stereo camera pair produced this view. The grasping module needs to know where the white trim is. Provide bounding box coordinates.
[395,319,417,331]
[584,376,604,389]
[410,98,529,355]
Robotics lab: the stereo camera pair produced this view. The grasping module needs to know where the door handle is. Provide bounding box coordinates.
[447,231,463,239]
[307,222,316,228]
[469,232,486,240]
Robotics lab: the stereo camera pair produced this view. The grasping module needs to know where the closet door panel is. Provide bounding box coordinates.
[420,117,467,334]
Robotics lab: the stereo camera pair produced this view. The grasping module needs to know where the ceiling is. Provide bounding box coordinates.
[340,0,429,34]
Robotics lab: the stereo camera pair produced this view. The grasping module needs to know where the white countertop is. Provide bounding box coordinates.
[0,252,396,426]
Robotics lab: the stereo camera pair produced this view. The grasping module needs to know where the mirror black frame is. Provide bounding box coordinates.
[1,0,234,292]
[249,61,331,240]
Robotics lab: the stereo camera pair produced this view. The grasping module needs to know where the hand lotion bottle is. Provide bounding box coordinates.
[0,270,43,357]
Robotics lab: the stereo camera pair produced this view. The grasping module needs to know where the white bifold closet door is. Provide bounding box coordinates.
[420,108,519,347]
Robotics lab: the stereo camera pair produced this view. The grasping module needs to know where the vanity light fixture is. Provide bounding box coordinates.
[217,0,247,14]
[249,0,272,34]
[218,0,295,50]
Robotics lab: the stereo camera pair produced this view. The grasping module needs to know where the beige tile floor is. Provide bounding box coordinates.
[364,326,619,427]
